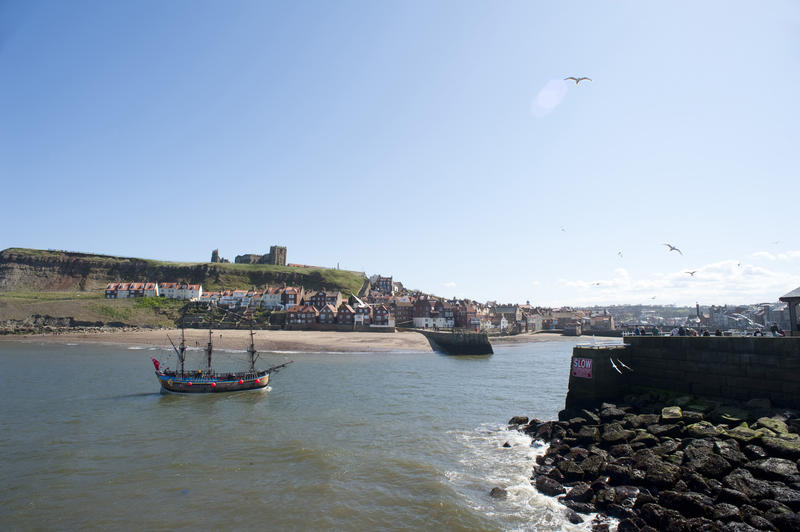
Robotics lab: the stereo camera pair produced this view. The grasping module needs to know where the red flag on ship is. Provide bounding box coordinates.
[151,358,160,371]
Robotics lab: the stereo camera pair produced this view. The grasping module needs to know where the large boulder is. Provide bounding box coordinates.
[645,460,681,489]
[658,490,714,518]
[534,475,565,496]
[564,481,594,503]
[761,437,800,461]
[661,406,683,423]
[602,423,636,444]
[686,421,723,439]
[747,458,799,483]
[755,417,790,435]
[723,468,775,500]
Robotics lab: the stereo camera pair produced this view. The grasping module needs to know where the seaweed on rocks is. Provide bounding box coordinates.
[510,394,800,531]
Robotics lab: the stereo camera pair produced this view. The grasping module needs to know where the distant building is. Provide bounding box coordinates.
[234,245,287,266]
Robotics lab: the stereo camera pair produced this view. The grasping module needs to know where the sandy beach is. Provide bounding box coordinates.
[0,329,606,353]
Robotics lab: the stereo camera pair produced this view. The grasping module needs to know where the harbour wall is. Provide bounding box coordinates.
[566,336,800,409]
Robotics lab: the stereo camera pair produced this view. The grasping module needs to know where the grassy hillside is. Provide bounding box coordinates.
[0,291,184,327]
[0,248,366,295]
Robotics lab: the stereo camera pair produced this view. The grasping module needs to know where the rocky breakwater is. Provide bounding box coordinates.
[508,395,800,531]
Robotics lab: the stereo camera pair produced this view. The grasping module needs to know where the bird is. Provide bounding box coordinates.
[650,296,656,300]
[737,262,741,267]
[565,76,592,85]
[663,243,683,255]
[560,226,566,232]
[592,282,601,286]
[617,251,623,258]
[686,270,697,277]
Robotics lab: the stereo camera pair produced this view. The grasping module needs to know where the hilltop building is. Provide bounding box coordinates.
[234,245,287,266]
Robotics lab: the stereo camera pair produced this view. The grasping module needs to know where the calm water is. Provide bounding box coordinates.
[0,338,612,531]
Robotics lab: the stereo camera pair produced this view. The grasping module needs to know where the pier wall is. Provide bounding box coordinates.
[566,337,800,409]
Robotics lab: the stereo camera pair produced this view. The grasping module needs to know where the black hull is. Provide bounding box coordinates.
[156,371,269,394]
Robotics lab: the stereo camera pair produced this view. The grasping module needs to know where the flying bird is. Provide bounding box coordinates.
[650,296,656,300]
[617,251,623,258]
[565,76,592,85]
[560,226,566,232]
[663,243,683,255]
[686,270,697,277]
[592,282,601,286]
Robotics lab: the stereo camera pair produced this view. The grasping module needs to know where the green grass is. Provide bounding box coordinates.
[0,291,104,301]
[89,303,133,321]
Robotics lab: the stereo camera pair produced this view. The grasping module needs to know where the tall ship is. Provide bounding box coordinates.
[152,325,291,394]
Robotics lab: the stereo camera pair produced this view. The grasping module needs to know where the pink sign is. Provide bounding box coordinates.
[572,357,592,378]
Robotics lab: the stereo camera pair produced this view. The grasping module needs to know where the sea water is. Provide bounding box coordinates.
[0,338,616,531]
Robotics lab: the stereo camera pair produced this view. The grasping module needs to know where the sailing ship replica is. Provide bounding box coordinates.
[152,324,291,394]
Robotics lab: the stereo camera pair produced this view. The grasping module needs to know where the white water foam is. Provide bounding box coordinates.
[446,424,611,532]
[127,346,145,350]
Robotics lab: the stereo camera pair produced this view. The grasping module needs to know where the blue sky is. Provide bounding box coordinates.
[1,1,798,306]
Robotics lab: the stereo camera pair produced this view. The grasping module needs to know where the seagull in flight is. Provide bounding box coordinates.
[565,76,592,85]
[686,270,697,277]
[663,243,683,255]
[592,282,601,286]
[617,251,623,258]
[560,226,566,232]
[649,296,656,300]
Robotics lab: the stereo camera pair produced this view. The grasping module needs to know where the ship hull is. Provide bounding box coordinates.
[156,371,270,394]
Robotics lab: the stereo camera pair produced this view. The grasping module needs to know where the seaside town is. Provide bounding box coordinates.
[100,247,797,336]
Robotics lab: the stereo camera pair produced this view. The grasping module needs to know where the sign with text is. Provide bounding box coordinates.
[572,357,592,378]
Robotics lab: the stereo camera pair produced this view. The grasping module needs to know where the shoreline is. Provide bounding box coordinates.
[0,329,611,353]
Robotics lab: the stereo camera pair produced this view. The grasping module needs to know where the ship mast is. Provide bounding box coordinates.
[179,326,186,377]
[206,321,213,374]
[248,321,259,372]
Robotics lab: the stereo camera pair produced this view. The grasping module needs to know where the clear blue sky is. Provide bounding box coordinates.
[2,1,798,306]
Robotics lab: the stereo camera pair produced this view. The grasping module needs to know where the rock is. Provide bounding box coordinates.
[581,409,602,425]
[535,475,566,496]
[629,414,661,429]
[606,503,635,520]
[685,421,723,439]
[639,503,667,528]
[746,458,799,483]
[724,468,776,500]
[565,481,594,503]
[717,487,752,505]
[508,416,529,426]
[647,423,684,439]
[682,411,705,423]
[771,485,800,511]
[606,463,635,485]
[756,417,790,435]
[661,406,683,422]
[652,439,681,456]
[771,512,800,532]
[580,454,607,478]
[762,437,800,461]
[615,485,640,506]
[564,507,583,524]
[576,425,601,444]
[556,458,584,481]
[715,439,748,467]
[744,444,769,460]
[610,443,634,458]
[711,406,750,425]
[658,490,714,518]
[631,430,660,447]
[600,407,627,423]
[724,523,761,532]
[712,502,741,521]
[594,487,616,510]
[686,451,733,479]
[725,425,763,444]
[502,441,511,448]
[562,499,595,514]
[602,423,636,444]
[645,460,681,488]
[489,487,507,499]
[744,515,777,531]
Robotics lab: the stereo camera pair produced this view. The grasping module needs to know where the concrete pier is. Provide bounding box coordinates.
[566,336,800,409]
